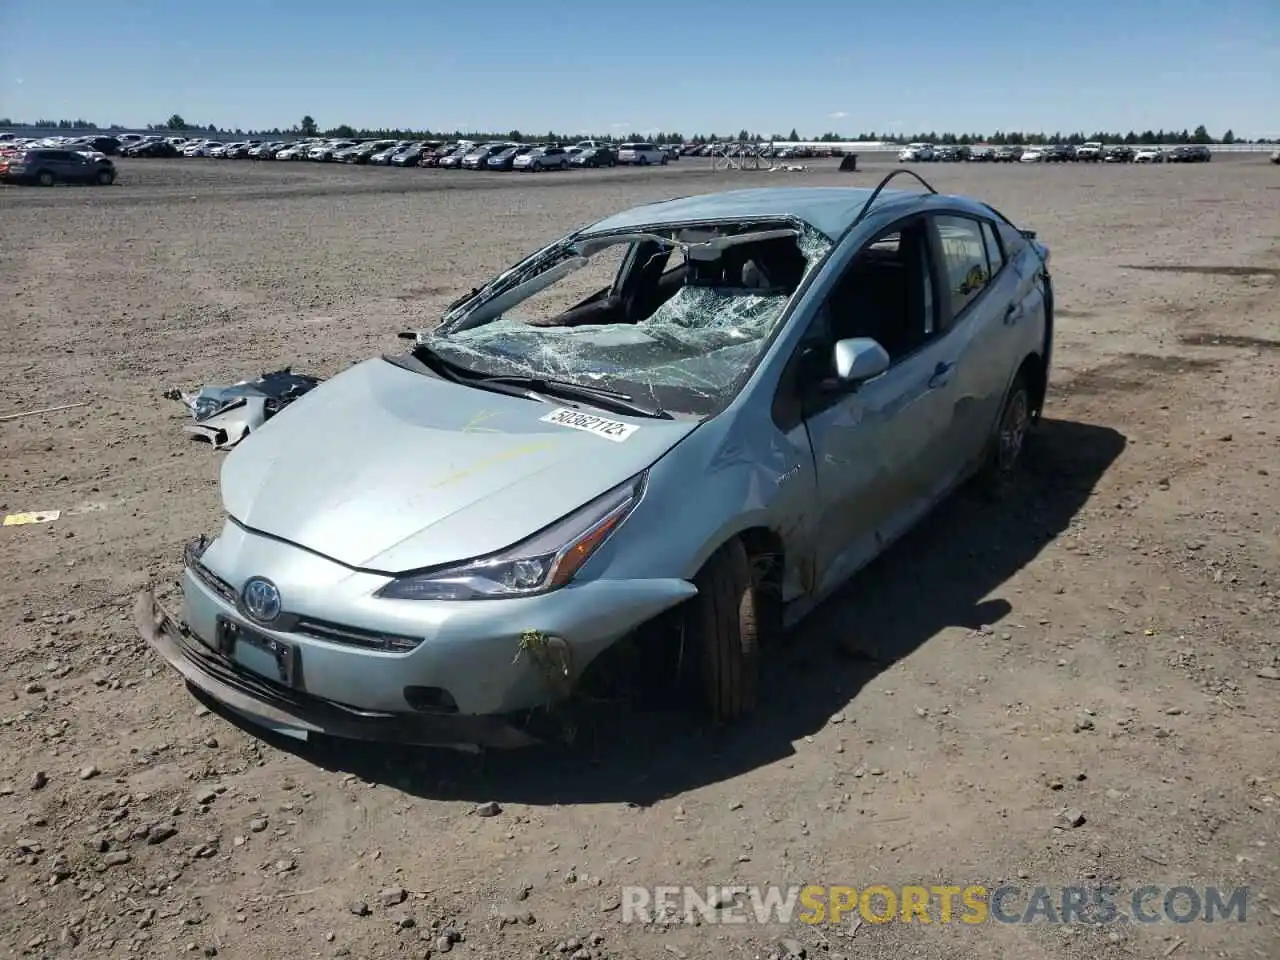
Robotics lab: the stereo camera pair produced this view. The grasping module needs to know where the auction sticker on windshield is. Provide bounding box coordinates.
[540,408,638,442]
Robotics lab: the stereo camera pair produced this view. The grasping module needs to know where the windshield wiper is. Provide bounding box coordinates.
[395,340,671,418]
[396,343,548,403]
[478,375,672,420]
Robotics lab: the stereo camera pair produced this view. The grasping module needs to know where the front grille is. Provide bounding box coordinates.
[292,618,423,653]
[183,538,421,653]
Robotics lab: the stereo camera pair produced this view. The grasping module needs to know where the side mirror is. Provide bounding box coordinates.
[832,338,891,385]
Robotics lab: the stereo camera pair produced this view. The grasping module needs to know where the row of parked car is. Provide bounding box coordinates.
[897,141,1216,163]
[123,135,681,171]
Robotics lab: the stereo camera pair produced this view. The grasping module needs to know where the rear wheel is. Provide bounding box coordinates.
[97,169,114,186]
[689,538,760,721]
[37,170,55,187]
[978,369,1033,490]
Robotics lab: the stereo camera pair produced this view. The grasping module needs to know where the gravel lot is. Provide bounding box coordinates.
[1,155,1277,960]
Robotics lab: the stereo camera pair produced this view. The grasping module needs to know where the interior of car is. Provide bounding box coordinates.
[822,218,936,362]
[534,231,808,329]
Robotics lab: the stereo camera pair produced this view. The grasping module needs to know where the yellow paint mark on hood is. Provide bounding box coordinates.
[427,441,558,489]
[462,410,503,434]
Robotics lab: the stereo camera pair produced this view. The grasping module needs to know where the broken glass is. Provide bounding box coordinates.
[418,225,831,402]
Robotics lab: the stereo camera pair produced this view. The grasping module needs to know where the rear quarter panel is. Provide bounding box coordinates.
[996,226,1051,404]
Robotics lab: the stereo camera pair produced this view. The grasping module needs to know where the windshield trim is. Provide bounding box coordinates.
[432,214,818,333]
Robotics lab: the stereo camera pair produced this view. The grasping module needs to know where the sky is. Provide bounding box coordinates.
[1,0,1277,138]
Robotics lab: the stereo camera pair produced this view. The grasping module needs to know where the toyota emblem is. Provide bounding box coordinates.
[241,577,282,624]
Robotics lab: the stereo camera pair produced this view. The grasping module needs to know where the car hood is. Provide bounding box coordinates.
[220,357,699,572]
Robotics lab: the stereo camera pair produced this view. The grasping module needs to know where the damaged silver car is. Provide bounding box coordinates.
[138,175,1054,749]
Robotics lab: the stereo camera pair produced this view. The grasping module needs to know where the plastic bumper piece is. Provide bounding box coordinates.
[134,589,539,749]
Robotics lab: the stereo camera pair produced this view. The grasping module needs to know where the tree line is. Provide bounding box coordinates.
[1,115,1272,145]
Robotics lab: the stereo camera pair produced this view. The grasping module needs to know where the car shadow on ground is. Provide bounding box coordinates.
[212,416,1126,806]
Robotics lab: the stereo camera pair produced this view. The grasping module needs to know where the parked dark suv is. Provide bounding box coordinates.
[1,148,116,185]
[1167,145,1212,163]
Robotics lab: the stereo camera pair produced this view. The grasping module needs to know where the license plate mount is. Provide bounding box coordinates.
[215,618,298,687]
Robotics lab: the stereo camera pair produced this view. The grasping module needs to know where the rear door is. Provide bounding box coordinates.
[922,212,1024,484]
[48,151,78,177]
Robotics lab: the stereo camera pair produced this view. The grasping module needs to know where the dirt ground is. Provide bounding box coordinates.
[0,155,1277,960]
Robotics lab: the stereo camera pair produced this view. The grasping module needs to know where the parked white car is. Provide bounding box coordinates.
[308,140,355,162]
[616,142,667,166]
[1133,147,1164,163]
[1076,141,1105,161]
[183,140,222,158]
[512,145,571,171]
[275,142,312,160]
[897,142,935,162]
[1018,147,1045,163]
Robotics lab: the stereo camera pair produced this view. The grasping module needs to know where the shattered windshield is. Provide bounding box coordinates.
[413,221,831,414]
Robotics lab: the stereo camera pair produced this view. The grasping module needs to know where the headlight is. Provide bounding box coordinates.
[375,473,646,601]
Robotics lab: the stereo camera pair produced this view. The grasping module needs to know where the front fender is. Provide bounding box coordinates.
[580,412,818,595]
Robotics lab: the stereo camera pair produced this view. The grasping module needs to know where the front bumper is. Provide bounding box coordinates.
[137,590,540,749]
[139,526,697,743]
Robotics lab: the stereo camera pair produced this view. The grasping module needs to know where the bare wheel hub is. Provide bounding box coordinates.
[998,390,1029,471]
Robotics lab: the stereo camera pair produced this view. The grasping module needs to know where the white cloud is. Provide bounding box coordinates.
[13,77,22,85]
[828,110,848,119]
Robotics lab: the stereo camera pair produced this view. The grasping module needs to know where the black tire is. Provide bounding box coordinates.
[37,170,55,187]
[97,169,114,186]
[978,368,1033,489]
[689,538,760,721]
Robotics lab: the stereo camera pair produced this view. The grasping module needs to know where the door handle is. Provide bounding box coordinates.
[928,362,954,389]
[1004,303,1020,324]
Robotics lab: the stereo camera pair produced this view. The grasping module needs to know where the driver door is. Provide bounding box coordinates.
[800,217,955,597]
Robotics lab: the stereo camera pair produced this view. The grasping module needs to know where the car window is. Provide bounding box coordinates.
[821,217,938,364]
[980,221,1005,277]
[934,215,992,317]
[495,243,630,324]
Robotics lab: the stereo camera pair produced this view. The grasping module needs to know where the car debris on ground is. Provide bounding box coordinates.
[0,401,89,422]
[165,367,322,449]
